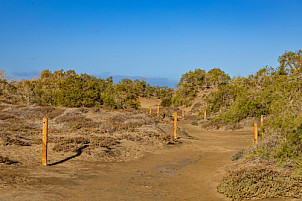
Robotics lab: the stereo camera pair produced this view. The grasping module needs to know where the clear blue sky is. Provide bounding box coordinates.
[1,0,301,87]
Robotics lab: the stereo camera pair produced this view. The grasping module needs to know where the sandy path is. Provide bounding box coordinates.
[0,118,297,201]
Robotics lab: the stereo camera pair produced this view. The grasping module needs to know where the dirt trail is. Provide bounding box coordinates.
[0,117,297,201]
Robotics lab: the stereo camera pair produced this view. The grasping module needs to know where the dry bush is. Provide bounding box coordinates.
[52,136,119,152]
[40,106,65,119]
[8,106,64,122]
[12,107,44,121]
[0,103,188,163]
[0,98,14,105]
[95,112,153,133]
[90,136,119,149]
[49,107,154,133]
[0,115,40,136]
[0,134,31,146]
[116,133,144,142]
[235,133,302,173]
[217,165,302,200]
[52,137,90,152]
[53,142,85,153]
[136,124,185,144]
[0,113,16,121]
[224,123,243,130]
[55,114,96,129]
[146,131,179,144]
[199,120,223,129]
[199,117,254,130]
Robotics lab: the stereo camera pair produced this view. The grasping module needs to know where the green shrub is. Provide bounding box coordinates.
[160,97,172,107]
[191,120,198,126]
[172,68,230,107]
[203,50,302,179]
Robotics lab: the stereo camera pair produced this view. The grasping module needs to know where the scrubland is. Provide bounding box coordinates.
[0,50,301,200]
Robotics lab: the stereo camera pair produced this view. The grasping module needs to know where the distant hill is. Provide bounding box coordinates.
[10,71,178,88]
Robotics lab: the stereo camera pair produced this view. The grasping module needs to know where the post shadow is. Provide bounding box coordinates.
[48,145,88,166]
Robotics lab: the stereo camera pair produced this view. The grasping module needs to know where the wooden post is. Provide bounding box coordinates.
[254,123,258,144]
[174,112,177,139]
[261,115,264,127]
[204,110,207,121]
[157,105,159,117]
[42,118,48,166]
[182,109,184,120]
[150,108,152,116]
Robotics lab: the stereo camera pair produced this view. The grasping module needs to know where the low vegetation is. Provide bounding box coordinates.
[0,104,188,166]
[172,50,302,200]
[0,69,173,109]
[1,50,301,199]
[172,50,301,172]
[217,166,302,200]
[205,50,302,171]
[172,68,230,106]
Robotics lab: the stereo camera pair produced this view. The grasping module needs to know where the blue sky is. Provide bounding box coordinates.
[0,0,301,87]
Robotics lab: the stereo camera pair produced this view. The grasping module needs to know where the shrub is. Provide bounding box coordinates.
[173,68,230,107]
[218,166,302,200]
[160,98,172,107]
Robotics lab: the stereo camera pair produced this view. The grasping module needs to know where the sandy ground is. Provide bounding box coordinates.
[1,114,299,201]
[139,97,161,110]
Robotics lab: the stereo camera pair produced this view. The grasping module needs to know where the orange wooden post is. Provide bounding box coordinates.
[150,108,152,116]
[174,112,177,139]
[204,110,207,121]
[254,123,258,144]
[182,109,185,120]
[157,105,160,117]
[261,115,264,127]
[42,118,48,166]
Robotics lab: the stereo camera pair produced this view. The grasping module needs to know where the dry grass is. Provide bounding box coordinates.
[52,136,119,152]
[198,117,257,131]
[0,102,188,164]
[219,133,302,200]
[0,134,31,146]
[217,165,302,200]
